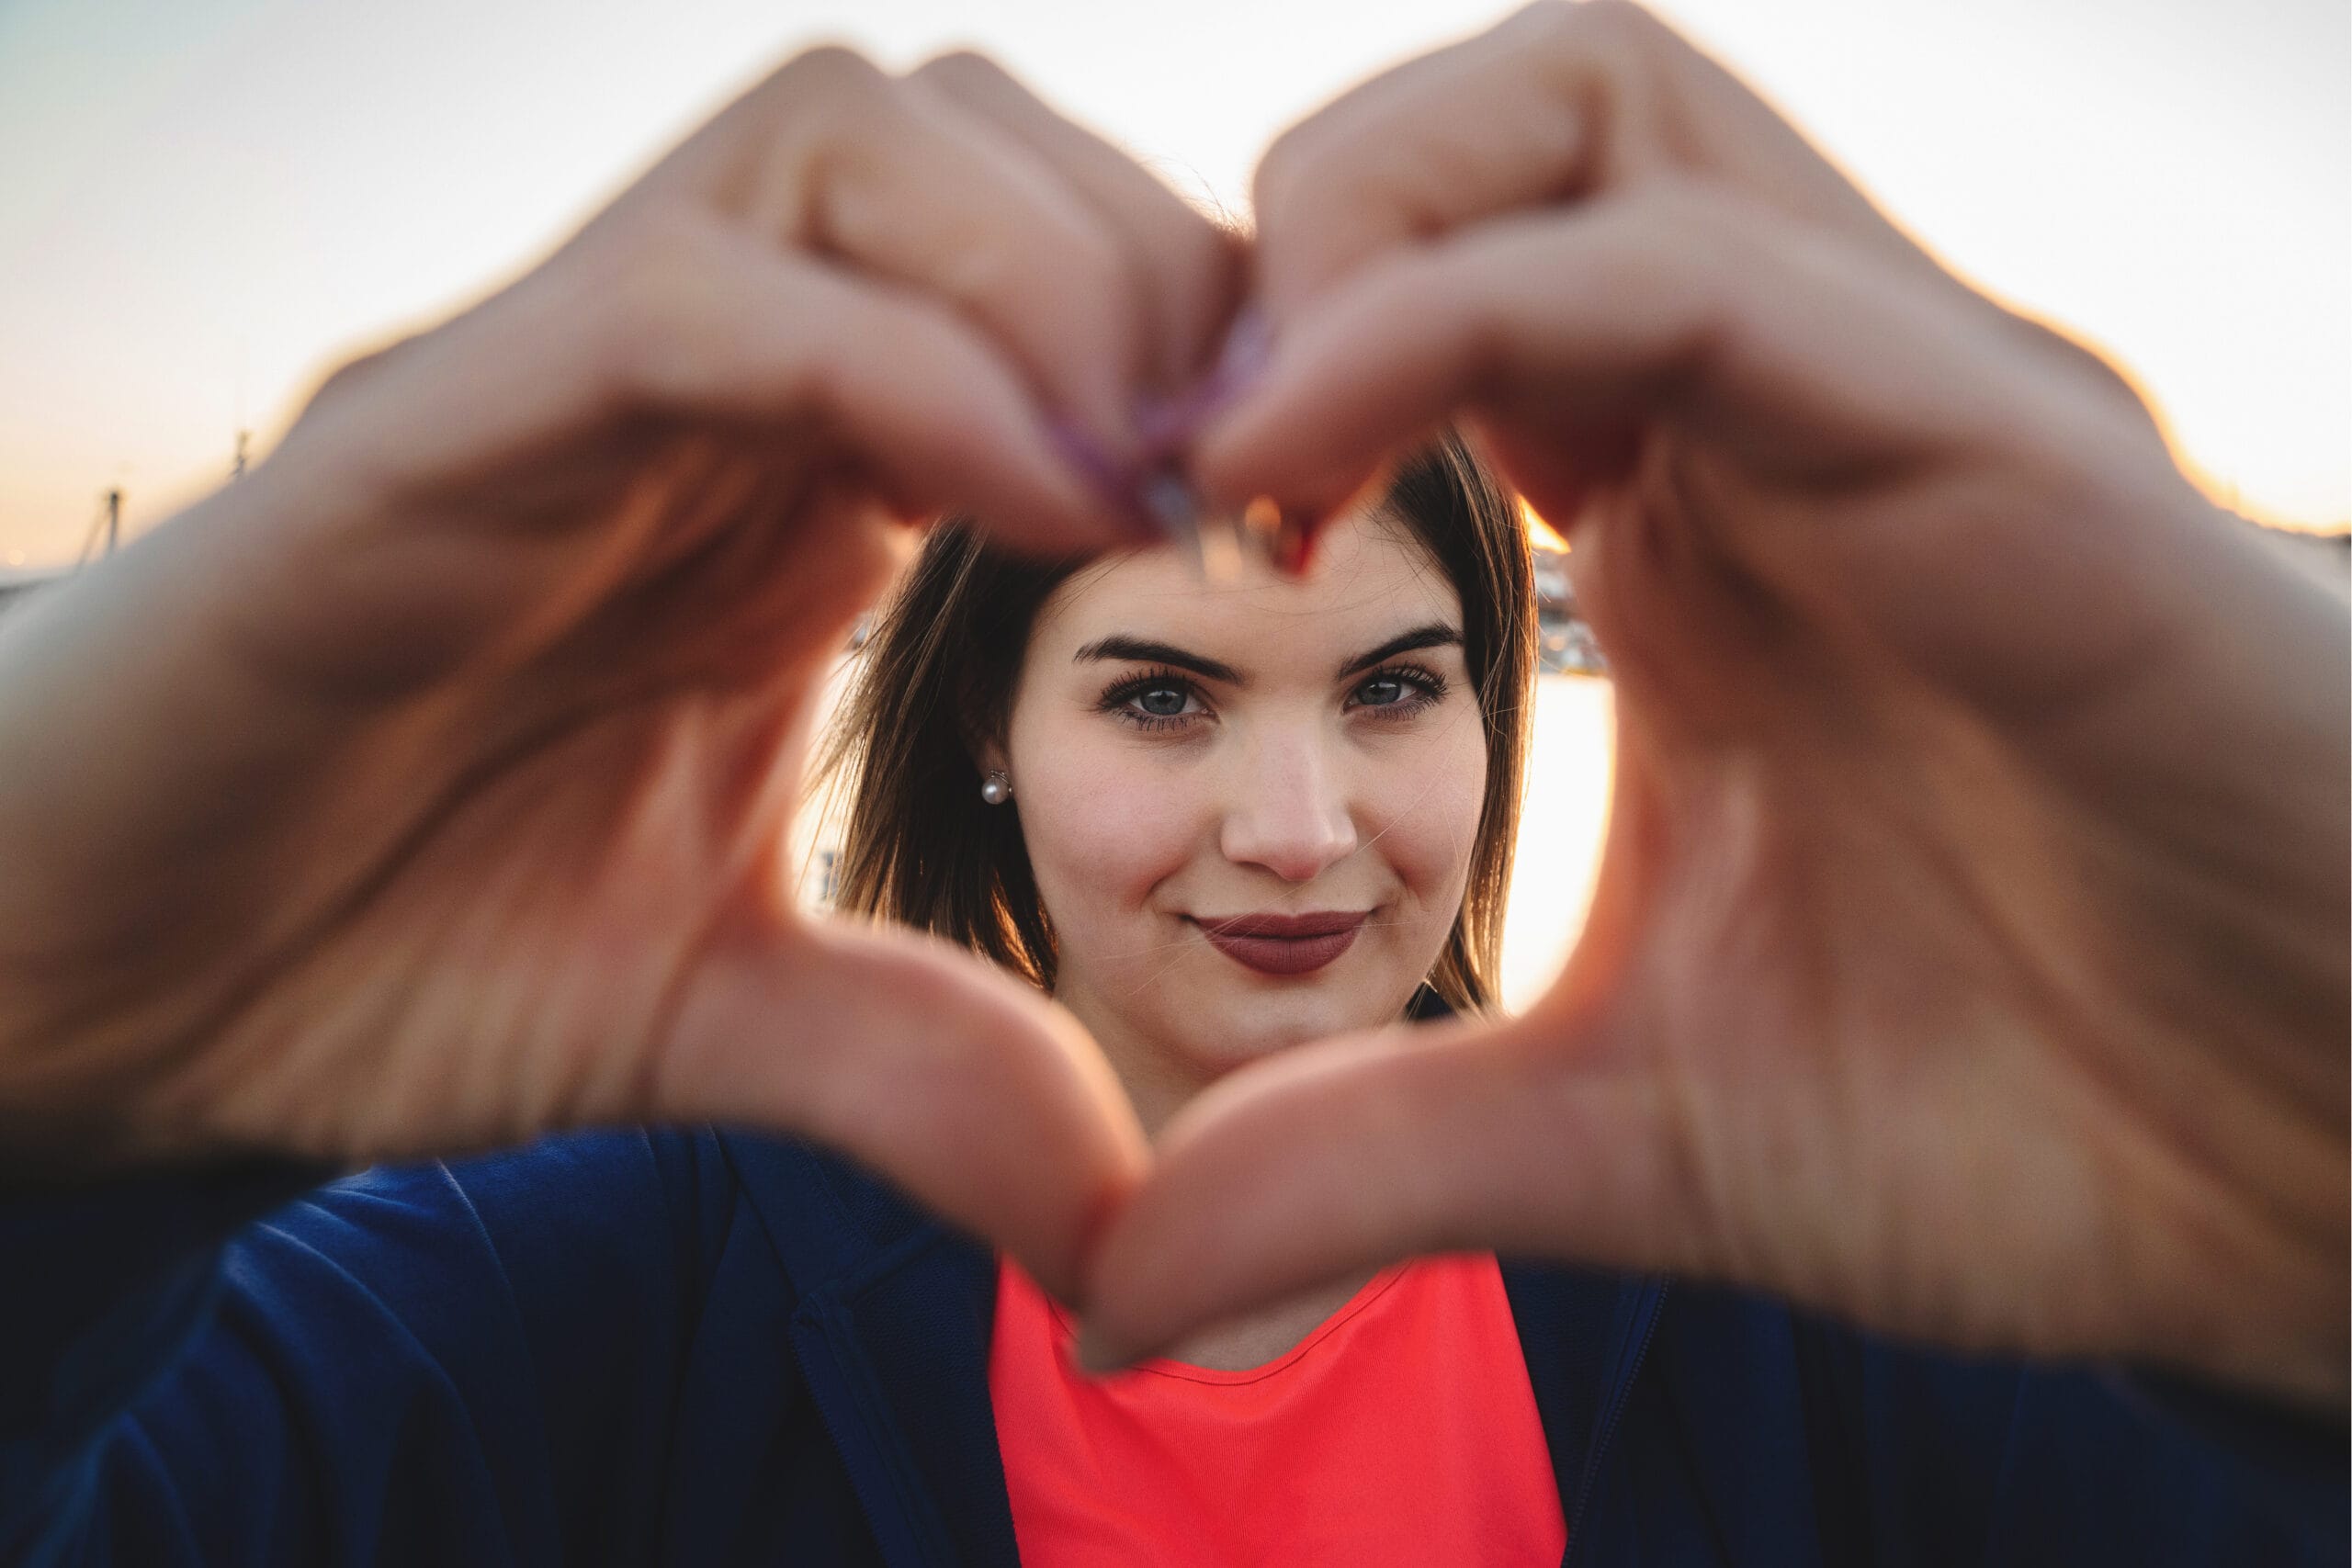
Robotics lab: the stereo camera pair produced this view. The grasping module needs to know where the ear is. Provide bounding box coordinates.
[955,658,1019,785]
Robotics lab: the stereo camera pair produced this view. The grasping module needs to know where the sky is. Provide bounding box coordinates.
[0,0,2346,570]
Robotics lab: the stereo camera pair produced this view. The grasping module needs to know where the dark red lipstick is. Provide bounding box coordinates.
[1196,910,1368,976]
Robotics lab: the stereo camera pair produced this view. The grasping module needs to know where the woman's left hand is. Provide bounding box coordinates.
[0,49,1238,1303]
[1081,0,2349,1409]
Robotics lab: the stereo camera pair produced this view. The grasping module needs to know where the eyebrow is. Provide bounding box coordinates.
[1072,637,1242,684]
[1071,622,1464,687]
[1335,622,1463,681]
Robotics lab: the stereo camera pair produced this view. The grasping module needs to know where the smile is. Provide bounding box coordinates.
[1194,910,1369,977]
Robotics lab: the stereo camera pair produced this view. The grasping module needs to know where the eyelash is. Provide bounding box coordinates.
[1352,662,1450,721]
[1095,662,1451,733]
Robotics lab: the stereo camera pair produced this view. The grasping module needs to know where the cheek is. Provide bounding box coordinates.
[1010,725,1200,920]
[1365,716,1491,904]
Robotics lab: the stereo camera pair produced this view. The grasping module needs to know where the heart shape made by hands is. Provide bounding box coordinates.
[0,4,2335,1414]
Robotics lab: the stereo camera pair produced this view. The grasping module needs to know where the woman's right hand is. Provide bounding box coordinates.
[1091,1,2348,1404]
[0,49,1231,1299]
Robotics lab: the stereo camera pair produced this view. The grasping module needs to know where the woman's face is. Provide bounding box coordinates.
[996,511,1489,1122]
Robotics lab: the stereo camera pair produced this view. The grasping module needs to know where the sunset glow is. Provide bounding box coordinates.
[0,0,2344,570]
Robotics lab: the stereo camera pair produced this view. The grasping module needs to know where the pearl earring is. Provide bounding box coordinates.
[979,769,1012,806]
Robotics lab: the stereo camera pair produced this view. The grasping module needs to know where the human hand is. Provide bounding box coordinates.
[1085,1,2349,1404]
[0,49,1239,1300]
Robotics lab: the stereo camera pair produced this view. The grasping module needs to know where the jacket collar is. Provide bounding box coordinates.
[723,1131,1664,1568]
[720,1132,1018,1568]
[1500,1260,1669,1552]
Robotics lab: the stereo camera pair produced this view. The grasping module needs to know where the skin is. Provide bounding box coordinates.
[984,512,1490,1369]
[983,512,1476,1363]
[1083,0,2349,1410]
[993,511,1487,1133]
[0,48,1231,1303]
[0,3,2336,1414]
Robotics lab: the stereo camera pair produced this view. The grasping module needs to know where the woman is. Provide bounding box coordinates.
[2,12,2341,1567]
[822,437,1527,1140]
[9,441,2326,1565]
[821,434,1558,1557]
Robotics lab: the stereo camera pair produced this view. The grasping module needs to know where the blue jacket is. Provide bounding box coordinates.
[3,1127,2342,1565]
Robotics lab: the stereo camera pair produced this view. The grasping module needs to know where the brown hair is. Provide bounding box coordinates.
[818,433,1535,1012]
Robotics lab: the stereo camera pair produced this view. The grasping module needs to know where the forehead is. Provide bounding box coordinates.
[1028,511,1463,668]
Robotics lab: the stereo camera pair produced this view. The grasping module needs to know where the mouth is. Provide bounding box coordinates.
[1193,910,1369,977]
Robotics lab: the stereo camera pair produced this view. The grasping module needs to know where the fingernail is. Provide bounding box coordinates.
[1049,418,1166,545]
[1138,468,1211,571]
[1237,496,1314,579]
[1133,378,1229,459]
[1212,305,1274,390]
[1048,416,1134,496]
[1132,308,1278,457]
[1197,511,1247,581]
[1147,471,1248,582]
[1132,389,1199,457]
[1273,505,1317,579]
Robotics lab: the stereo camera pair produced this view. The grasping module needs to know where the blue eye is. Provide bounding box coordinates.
[1097,667,1210,731]
[1136,683,1189,716]
[1348,663,1448,718]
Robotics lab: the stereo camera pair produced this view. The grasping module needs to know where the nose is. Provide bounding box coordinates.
[1218,728,1360,884]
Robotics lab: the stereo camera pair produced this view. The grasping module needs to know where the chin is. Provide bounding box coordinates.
[1162,984,1402,1075]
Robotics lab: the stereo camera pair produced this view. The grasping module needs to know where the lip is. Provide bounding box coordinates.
[1195,910,1369,977]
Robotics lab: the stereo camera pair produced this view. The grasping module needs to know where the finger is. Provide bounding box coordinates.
[1248,0,1917,321]
[373,209,1139,554]
[1461,412,1645,536]
[1079,1004,1679,1366]
[1193,187,2018,524]
[662,914,1147,1305]
[910,51,1245,389]
[626,47,1152,457]
[1195,188,2206,707]
[612,219,1137,551]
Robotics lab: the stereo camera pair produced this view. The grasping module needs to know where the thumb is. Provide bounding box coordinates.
[1079,1001,1683,1367]
[659,912,1148,1304]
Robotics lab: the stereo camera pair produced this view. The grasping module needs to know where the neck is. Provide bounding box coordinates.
[1046,978,1393,1370]
[1049,985,1216,1140]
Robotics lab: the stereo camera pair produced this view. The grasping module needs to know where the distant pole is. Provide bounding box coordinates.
[105,489,120,554]
[233,430,250,479]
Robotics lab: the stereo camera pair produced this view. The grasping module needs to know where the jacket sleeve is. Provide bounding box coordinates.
[1783,1307,2348,1565]
[1632,1286,2345,1566]
[0,1131,736,1568]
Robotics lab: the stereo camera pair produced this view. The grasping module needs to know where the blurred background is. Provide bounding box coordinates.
[2,0,2344,1001]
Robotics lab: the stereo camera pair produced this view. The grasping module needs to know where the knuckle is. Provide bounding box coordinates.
[1517,0,1671,80]
[1631,189,1755,347]
[1629,176,1713,236]
[1378,247,1454,327]
[1498,0,1581,57]
[1501,6,1621,151]
[909,49,1011,98]
[306,342,405,412]
[1559,0,1659,46]
[775,43,883,92]
[594,213,719,401]
[1252,121,1332,221]
[1510,0,1577,39]
[1035,210,1136,310]
[1611,186,1724,289]
[1165,214,1244,302]
[863,290,953,368]
[761,43,890,120]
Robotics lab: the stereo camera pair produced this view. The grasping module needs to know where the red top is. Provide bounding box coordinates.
[989,1253,1566,1566]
